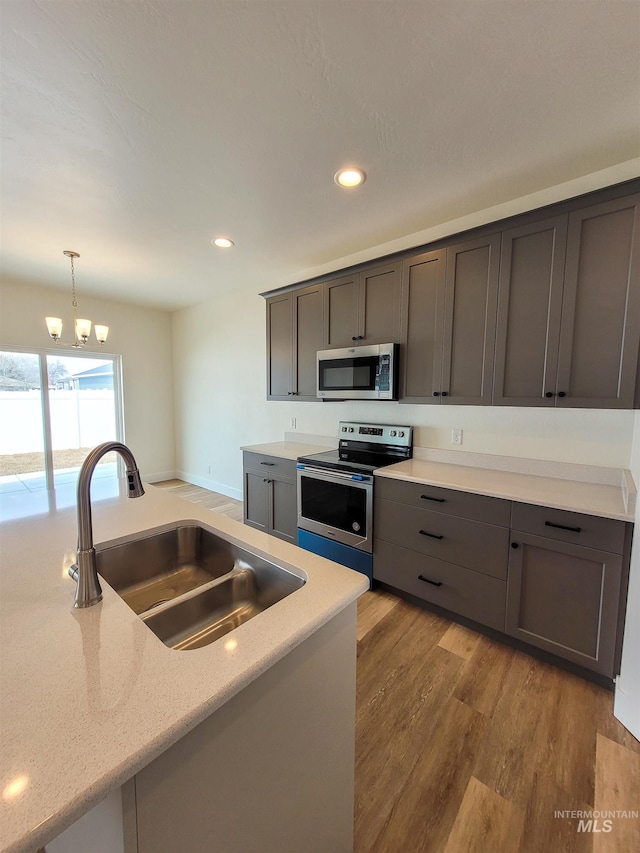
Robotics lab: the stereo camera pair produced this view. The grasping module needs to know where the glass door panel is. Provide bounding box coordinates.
[0,351,46,493]
[46,355,118,487]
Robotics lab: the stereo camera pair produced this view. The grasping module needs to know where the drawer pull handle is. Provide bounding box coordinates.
[419,530,444,540]
[418,575,442,587]
[421,494,446,503]
[260,462,275,466]
[545,521,582,533]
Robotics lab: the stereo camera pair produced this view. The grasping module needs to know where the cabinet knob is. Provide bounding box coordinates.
[357,335,364,340]
[545,392,554,398]
[352,336,358,341]
[287,391,293,395]
[433,391,440,397]
[557,391,566,398]
[511,542,519,549]
[441,391,448,397]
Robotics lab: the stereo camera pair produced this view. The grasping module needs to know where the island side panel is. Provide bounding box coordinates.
[132,603,358,853]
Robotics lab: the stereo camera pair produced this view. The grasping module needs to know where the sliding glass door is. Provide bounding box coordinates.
[0,348,123,494]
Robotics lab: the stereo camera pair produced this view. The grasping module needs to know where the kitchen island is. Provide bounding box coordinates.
[0,480,367,853]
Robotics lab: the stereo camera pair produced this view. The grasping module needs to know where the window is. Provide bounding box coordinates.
[0,347,124,493]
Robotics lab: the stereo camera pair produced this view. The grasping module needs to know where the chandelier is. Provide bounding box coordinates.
[45,251,109,348]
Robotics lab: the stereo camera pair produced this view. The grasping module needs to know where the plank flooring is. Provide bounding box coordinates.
[154,481,640,852]
[154,478,244,521]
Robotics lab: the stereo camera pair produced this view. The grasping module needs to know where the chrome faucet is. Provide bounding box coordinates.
[69,441,145,608]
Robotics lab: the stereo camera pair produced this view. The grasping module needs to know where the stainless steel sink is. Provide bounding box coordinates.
[96,523,305,649]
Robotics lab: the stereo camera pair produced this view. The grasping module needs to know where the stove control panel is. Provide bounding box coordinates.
[338,421,413,449]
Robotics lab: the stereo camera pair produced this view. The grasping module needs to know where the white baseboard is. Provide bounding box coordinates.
[175,470,243,502]
[144,470,177,484]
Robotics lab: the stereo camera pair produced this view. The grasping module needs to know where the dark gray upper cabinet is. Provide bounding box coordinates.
[442,234,500,405]
[266,284,323,401]
[264,181,640,408]
[400,249,447,401]
[495,194,640,408]
[323,273,360,348]
[292,284,324,399]
[493,216,568,406]
[324,262,401,348]
[266,292,293,400]
[556,194,640,408]
[401,234,500,404]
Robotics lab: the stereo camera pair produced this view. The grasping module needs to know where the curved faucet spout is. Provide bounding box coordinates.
[70,442,145,608]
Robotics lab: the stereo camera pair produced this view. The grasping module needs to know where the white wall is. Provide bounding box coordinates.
[615,411,640,739]
[0,278,176,481]
[172,289,635,499]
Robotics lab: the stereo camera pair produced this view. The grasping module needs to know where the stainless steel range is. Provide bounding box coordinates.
[296,421,413,583]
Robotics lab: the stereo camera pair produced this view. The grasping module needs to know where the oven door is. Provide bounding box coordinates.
[297,466,373,552]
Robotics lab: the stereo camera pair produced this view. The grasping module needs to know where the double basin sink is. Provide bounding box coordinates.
[96,523,305,650]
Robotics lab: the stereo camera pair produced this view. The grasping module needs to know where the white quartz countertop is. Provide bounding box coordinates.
[0,482,366,853]
[376,458,635,522]
[241,441,334,460]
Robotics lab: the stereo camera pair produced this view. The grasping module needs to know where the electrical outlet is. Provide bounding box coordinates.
[290,417,297,429]
[451,428,463,446]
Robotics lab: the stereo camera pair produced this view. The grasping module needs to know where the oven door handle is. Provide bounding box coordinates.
[297,464,372,483]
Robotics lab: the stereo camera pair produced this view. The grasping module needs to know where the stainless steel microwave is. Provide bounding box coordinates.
[317,343,398,400]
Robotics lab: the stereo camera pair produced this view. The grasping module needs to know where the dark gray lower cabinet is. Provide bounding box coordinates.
[373,480,510,632]
[374,538,507,631]
[505,533,622,677]
[373,477,631,680]
[243,452,297,544]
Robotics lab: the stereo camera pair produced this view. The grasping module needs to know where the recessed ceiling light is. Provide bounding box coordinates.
[334,167,366,188]
[212,237,234,248]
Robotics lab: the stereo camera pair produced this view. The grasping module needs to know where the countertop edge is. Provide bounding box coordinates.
[375,462,635,523]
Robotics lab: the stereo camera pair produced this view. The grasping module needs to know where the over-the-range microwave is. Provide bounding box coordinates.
[317,343,398,400]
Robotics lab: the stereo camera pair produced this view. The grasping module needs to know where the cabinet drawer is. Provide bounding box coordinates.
[374,539,506,631]
[375,477,511,526]
[374,498,509,579]
[511,502,626,554]
[242,452,296,482]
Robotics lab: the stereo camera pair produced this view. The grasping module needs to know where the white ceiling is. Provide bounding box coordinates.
[2,0,639,311]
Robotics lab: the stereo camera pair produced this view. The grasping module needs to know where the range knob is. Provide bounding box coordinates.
[348,427,354,433]
[390,430,397,436]
[398,430,405,437]
[341,426,347,432]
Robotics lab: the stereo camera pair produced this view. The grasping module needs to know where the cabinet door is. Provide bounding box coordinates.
[266,293,292,400]
[243,470,269,533]
[292,284,323,400]
[400,249,447,402]
[270,476,297,544]
[556,193,640,408]
[360,262,402,344]
[493,217,567,406]
[506,532,622,677]
[441,234,500,405]
[324,274,360,348]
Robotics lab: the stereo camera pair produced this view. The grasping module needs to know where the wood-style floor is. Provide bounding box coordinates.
[155,480,640,852]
